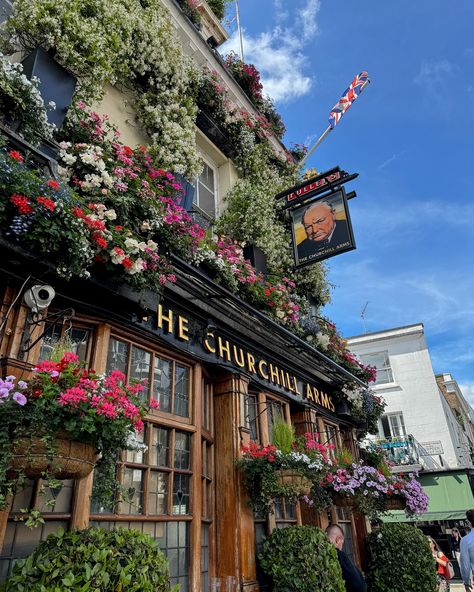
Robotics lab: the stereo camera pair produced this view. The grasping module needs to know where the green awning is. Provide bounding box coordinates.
[383,471,474,523]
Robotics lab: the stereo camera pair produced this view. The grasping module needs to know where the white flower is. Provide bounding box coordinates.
[104,209,117,220]
[124,238,140,254]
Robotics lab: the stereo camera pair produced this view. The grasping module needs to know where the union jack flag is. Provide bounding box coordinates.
[329,71,369,129]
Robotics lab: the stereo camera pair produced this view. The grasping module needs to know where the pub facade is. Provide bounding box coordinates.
[0,247,368,590]
[0,0,371,588]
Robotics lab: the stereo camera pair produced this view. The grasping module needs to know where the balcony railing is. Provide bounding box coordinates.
[370,435,427,471]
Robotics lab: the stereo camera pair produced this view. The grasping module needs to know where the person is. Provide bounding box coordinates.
[452,527,462,564]
[326,524,367,592]
[460,509,474,591]
[428,536,450,592]
[297,201,348,261]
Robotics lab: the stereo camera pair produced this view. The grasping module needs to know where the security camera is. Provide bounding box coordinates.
[24,285,56,312]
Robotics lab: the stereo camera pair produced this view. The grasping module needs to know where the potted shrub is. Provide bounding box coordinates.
[0,352,158,515]
[236,421,331,516]
[1,526,173,591]
[366,523,437,592]
[259,525,345,592]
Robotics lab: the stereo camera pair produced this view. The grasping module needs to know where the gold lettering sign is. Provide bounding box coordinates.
[157,305,335,413]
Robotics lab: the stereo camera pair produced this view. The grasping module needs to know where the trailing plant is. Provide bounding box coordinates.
[0,52,55,145]
[321,460,429,519]
[4,0,201,176]
[206,0,229,20]
[366,523,437,592]
[0,144,177,289]
[237,432,331,516]
[0,352,158,515]
[259,525,345,592]
[1,526,173,592]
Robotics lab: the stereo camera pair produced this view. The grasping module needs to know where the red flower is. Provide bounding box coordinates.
[122,257,133,269]
[10,193,33,214]
[36,196,56,212]
[123,146,133,157]
[115,225,123,231]
[92,232,108,249]
[46,179,59,190]
[9,150,23,163]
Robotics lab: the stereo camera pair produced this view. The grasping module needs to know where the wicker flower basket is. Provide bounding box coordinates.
[10,434,98,480]
[276,469,312,496]
[385,497,406,511]
[331,492,357,508]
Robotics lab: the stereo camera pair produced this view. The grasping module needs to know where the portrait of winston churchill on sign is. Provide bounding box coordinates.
[291,189,356,268]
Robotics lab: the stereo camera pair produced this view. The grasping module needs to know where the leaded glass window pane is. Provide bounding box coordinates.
[154,356,171,412]
[174,432,190,470]
[172,474,190,515]
[107,338,129,375]
[151,427,170,467]
[122,468,144,514]
[148,471,168,515]
[174,365,190,417]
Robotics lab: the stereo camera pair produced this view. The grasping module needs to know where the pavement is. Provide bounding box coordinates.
[451,583,465,591]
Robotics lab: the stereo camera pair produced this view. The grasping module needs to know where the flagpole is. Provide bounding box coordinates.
[299,79,371,166]
[299,126,332,166]
[235,0,244,61]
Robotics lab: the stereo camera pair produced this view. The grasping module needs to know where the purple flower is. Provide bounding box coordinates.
[0,388,9,398]
[13,392,27,406]
[18,380,27,389]
[50,370,60,378]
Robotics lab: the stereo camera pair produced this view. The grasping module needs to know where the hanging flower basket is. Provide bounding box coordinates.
[385,496,406,511]
[276,469,312,496]
[10,433,98,480]
[331,492,357,508]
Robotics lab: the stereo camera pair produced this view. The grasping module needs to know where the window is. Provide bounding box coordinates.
[106,337,191,417]
[336,507,356,563]
[90,520,190,591]
[39,322,92,362]
[360,351,393,385]
[194,161,216,219]
[244,393,260,442]
[380,412,406,439]
[0,479,74,579]
[319,422,339,460]
[266,399,285,442]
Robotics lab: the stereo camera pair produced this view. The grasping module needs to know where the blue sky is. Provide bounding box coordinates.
[223,1,474,400]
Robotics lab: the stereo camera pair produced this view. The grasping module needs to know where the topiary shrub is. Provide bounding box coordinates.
[259,525,345,592]
[366,523,437,592]
[2,527,172,592]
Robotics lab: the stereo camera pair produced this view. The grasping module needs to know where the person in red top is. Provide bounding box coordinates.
[428,536,450,592]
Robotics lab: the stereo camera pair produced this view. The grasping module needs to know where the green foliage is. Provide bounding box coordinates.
[271,419,295,454]
[4,0,201,176]
[206,0,227,20]
[2,527,172,591]
[366,523,437,592]
[259,526,345,592]
[0,52,55,145]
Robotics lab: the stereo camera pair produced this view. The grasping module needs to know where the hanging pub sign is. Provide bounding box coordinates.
[275,167,358,210]
[291,187,356,268]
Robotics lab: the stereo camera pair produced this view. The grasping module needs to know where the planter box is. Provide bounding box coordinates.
[22,47,77,129]
[332,491,357,508]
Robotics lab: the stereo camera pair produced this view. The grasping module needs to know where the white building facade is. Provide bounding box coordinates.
[347,324,474,471]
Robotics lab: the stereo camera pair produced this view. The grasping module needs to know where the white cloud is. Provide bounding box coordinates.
[298,0,321,42]
[414,59,454,87]
[221,0,320,103]
[459,382,474,407]
[378,153,399,170]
